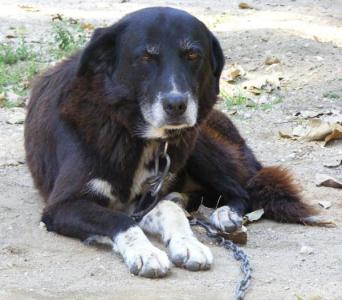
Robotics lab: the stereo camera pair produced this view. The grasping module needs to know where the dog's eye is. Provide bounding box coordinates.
[186,52,200,61]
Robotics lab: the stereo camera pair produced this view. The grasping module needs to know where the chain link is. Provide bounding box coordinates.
[190,219,252,300]
[130,141,252,300]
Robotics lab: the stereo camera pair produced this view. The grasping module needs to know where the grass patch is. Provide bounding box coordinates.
[221,89,284,111]
[0,18,89,108]
[0,38,35,65]
[50,17,88,59]
[221,89,249,108]
[323,91,340,99]
[0,38,42,107]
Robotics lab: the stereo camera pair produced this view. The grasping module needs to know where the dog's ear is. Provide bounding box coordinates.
[209,33,225,94]
[77,23,125,76]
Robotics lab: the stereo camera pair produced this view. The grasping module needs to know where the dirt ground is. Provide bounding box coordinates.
[0,1,342,299]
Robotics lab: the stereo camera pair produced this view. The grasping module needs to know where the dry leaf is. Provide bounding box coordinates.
[189,204,214,220]
[244,208,264,223]
[18,5,40,12]
[324,160,342,168]
[81,23,95,31]
[248,86,262,95]
[301,215,336,227]
[318,201,332,209]
[239,2,253,9]
[324,123,342,146]
[315,174,342,189]
[244,75,281,95]
[265,56,281,65]
[279,125,306,140]
[223,63,246,83]
[292,125,308,137]
[302,119,332,141]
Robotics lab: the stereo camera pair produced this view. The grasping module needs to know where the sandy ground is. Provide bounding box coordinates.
[0,1,342,299]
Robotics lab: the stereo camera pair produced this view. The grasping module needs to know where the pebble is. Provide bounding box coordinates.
[300,246,314,255]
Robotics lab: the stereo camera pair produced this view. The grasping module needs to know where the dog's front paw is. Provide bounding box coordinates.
[210,206,243,233]
[124,244,170,278]
[167,235,213,271]
[114,226,170,278]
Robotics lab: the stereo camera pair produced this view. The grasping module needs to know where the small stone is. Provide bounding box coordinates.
[6,109,26,124]
[300,246,314,255]
[5,91,26,107]
[265,56,281,65]
[39,222,46,229]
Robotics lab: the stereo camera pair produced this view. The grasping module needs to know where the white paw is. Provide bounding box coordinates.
[114,226,170,278]
[167,235,213,271]
[210,206,243,233]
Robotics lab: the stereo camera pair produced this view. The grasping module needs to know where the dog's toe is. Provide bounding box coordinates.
[167,235,213,271]
[126,246,170,278]
[210,206,243,233]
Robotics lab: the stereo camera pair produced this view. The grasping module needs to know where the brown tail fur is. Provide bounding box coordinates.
[246,166,316,223]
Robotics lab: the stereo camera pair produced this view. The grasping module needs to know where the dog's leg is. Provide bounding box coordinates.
[139,193,213,271]
[42,198,170,278]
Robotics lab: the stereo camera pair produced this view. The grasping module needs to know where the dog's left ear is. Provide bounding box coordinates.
[77,23,126,76]
[209,33,225,94]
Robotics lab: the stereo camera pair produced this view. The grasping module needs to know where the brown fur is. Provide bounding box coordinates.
[246,167,316,223]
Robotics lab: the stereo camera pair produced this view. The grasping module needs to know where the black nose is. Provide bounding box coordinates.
[162,94,188,117]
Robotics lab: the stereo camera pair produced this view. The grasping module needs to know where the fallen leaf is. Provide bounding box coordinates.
[324,159,342,168]
[248,86,262,95]
[301,215,336,227]
[302,119,332,141]
[265,56,281,65]
[243,75,281,95]
[190,204,214,220]
[324,123,342,146]
[223,63,246,83]
[17,4,40,12]
[315,174,342,189]
[292,125,308,137]
[51,14,63,21]
[239,2,254,9]
[294,110,324,119]
[318,200,332,209]
[278,131,293,139]
[81,22,95,31]
[244,208,264,223]
[313,35,320,42]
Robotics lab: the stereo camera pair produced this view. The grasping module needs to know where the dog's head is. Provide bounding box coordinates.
[77,7,224,139]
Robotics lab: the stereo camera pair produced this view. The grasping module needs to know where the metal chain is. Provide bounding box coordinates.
[131,141,252,299]
[130,142,170,222]
[190,218,252,300]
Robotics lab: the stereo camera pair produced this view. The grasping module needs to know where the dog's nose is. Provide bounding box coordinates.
[162,94,187,117]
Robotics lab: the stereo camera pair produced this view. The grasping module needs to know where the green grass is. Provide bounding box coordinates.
[50,17,88,59]
[221,89,249,108]
[323,91,340,99]
[0,38,35,65]
[0,37,42,107]
[220,89,284,111]
[0,18,90,108]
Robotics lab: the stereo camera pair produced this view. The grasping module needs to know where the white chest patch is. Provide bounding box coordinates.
[129,143,158,201]
[87,178,116,202]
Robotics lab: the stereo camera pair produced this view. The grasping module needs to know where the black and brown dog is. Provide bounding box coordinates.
[25,7,318,278]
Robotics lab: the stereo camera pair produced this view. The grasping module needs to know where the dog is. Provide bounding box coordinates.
[25,7,318,278]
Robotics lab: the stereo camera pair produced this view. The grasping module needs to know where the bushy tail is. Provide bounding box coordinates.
[246,166,316,223]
